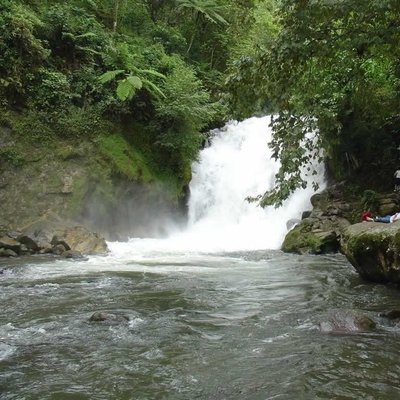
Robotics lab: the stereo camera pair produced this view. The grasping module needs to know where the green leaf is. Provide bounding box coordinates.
[140,69,167,79]
[142,79,166,99]
[116,78,136,101]
[98,70,125,84]
[126,75,143,90]
[75,32,97,40]
[76,46,101,56]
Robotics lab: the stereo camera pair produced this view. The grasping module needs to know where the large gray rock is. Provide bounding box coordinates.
[341,222,400,283]
[19,214,108,255]
[61,226,108,255]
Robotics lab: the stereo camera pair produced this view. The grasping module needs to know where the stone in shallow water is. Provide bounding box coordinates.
[379,309,400,320]
[319,311,376,334]
[89,312,129,323]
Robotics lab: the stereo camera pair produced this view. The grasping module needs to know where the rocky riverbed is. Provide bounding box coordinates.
[0,213,108,259]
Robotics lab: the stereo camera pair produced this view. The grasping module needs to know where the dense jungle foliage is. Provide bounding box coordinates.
[0,0,256,193]
[226,0,400,205]
[1,0,400,206]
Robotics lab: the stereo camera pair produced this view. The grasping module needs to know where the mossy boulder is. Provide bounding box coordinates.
[282,184,353,254]
[282,216,350,254]
[341,222,400,283]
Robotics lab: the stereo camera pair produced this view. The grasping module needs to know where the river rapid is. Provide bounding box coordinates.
[1,252,400,399]
[1,117,400,399]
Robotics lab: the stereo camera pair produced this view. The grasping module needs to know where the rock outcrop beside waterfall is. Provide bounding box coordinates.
[282,184,352,254]
[282,183,400,284]
[0,125,187,242]
[0,214,108,258]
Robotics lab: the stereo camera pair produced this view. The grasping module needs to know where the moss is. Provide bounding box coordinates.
[56,144,85,161]
[0,148,25,167]
[346,231,390,256]
[97,134,154,182]
[65,175,89,217]
[282,228,324,254]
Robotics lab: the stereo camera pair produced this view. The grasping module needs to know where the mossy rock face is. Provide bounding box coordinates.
[341,222,400,283]
[0,126,187,240]
[282,218,340,254]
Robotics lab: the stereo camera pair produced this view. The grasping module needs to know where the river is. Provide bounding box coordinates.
[1,117,400,399]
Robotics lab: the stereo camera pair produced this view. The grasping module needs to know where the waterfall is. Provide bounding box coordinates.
[109,116,325,254]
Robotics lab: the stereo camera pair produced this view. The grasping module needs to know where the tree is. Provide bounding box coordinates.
[175,0,228,54]
[249,0,400,206]
[99,68,165,101]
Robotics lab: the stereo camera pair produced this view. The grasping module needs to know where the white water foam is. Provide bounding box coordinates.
[108,116,326,256]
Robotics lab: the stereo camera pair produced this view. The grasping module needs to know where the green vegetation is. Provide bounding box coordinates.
[97,134,153,181]
[0,0,257,194]
[2,0,399,209]
[226,0,400,206]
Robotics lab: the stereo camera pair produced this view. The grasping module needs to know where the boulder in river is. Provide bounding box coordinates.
[319,311,376,334]
[281,185,351,254]
[0,236,21,254]
[18,214,108,255]
[89,312,129,323]
[340,222,400,283]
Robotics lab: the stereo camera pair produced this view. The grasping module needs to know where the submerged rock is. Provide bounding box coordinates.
[0,248,18,257]
[61,249,86,260]
[89,312,129,323]
[379,310,400,320]
[341,222,400,283]
[319,311,376,334]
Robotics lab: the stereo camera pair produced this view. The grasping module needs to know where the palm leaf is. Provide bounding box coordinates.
[139,69,167,79]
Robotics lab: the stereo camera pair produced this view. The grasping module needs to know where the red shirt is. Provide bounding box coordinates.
[361,211,372,221]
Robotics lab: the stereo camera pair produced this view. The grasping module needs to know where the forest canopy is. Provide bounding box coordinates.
[226,0,400,205]
[1,0,399,205]
[0,0,255,188]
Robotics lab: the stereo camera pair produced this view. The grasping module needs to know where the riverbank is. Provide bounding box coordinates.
[0,213,108,259]
[282,183,400,284]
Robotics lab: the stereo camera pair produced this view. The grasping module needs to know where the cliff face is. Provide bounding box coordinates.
[0,126,187,240]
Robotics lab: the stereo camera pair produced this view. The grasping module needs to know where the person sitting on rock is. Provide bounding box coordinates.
[374,212,400,223]
[361,211,374,222]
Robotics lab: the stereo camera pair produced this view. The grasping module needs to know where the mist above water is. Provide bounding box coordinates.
[110,116,325,255]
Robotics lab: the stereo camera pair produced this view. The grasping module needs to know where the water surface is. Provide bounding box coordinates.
[1,251,400,399]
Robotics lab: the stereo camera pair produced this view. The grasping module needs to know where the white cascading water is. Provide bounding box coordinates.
[109,116,326,256]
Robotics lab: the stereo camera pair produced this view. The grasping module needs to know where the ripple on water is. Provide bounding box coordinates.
[0,342,16,361]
